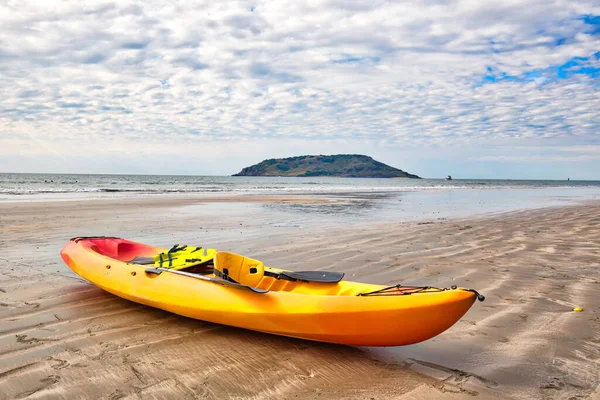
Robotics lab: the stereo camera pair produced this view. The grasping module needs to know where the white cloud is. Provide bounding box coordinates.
[0,0,599,176]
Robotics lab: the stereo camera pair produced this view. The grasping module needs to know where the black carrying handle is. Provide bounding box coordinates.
[450,285,485,302]
[464,288,485,302]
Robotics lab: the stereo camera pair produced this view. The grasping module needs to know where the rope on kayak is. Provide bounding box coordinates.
[357,284,446,296]
[356,284,485,300]
[71,236,123,243]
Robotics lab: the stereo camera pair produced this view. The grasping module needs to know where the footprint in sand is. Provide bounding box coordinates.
[131,366,147,385]
[108,389,125,400]
[540,377,565,391]
[409,358,498,397]
[16,334,58,344]
[44,356,69,370]
[40,375,61,385]
[16,334,39,344]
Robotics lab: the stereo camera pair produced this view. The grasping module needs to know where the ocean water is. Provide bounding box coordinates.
[2,173,600,223]
[2,173,599,198]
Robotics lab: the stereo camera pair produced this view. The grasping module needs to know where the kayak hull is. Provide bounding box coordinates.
[61,238,477,347]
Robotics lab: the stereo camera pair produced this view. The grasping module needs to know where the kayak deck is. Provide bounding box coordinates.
[61,237,483,346]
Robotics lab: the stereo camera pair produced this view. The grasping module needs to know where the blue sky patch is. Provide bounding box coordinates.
[332,55,381,64]
[580,14,600,34]
[478,52,600,86]
[554,37,567,46]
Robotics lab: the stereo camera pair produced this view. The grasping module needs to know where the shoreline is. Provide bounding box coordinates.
[2,188,600,223]
[1,199,599,399]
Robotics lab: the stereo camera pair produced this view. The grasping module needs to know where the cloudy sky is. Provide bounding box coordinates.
[1,0,599,178]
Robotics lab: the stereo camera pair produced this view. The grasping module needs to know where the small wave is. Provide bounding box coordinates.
[0,187,233,195]
[95,188,230,193]
[0,187,105,195]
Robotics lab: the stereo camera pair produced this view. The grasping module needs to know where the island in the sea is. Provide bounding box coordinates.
[233,154,421,178]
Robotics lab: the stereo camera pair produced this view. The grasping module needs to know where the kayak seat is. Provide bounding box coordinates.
[214,252,264,287]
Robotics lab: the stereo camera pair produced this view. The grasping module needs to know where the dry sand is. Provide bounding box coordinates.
[0,197,599,399]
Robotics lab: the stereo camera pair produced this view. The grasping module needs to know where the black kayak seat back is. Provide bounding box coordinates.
[265,270,344,283]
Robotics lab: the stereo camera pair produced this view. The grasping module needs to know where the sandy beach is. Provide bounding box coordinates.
[1,196,599,399]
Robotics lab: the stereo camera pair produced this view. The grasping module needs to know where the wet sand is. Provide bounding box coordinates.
[0,197,599,399]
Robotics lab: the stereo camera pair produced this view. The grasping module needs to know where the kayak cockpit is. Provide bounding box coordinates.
[76,237,159,262]
[69,237,468,298]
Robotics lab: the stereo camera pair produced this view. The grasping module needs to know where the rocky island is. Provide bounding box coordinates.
[233,154,421,178]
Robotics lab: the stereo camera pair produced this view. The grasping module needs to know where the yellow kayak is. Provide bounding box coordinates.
[60,237,484,346]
